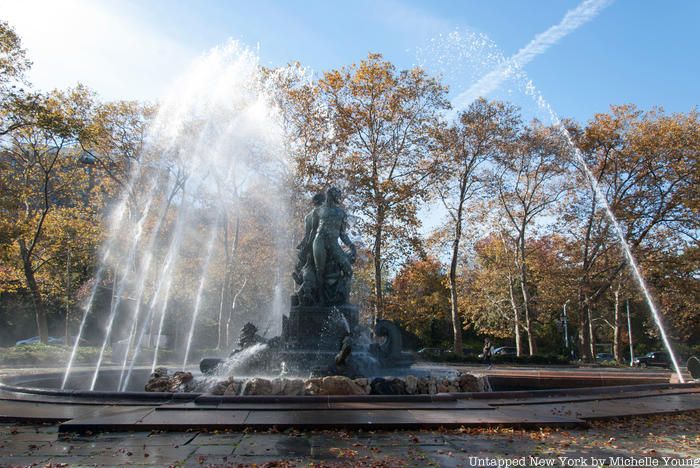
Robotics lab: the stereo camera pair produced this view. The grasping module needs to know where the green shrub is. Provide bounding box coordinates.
[0,344,106,367]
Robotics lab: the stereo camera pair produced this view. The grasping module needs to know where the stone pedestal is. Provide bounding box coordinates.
[283,302,359,352]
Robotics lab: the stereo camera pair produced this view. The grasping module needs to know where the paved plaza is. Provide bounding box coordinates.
[0,410,697,467]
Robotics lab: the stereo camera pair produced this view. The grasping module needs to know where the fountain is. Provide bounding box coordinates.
[198,186,412,383]
[57,29,686,397]
[1,32,698,433]
[32,35,682,391]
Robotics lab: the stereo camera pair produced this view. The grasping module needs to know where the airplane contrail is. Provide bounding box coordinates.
[452,0,613,110]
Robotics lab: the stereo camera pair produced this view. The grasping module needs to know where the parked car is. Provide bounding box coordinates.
[596,352,615,362]
[16,336,65,346]
[417,348,452,357]
[15,336,85,346]
[478,346,517,358]
[634,351,670,369]
[493,346,517,356]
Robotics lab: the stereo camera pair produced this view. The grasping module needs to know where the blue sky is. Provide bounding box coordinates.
[4,0,699,124]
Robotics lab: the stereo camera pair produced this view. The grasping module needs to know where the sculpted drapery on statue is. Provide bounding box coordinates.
[293,187,356,306]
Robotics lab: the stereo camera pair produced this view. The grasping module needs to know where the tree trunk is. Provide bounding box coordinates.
[448,287,462,354]
[373,222,384,323]
[520,282,535,355]
[577,288,592,362]
[175,316,180,351]
[217,274,232,350]
[518,233,536,355]
[217,213,230,350]
[19,240,49,344]
[216,280,231,349]
[217,212,239,350]
[578,194,597,362]
[65,249,72,345]
[613,284,622,363]
[507,275,522,356]
[448,210,464,355]
[448,276,462,355]
[225,278,247,349]
[587,306,596,359]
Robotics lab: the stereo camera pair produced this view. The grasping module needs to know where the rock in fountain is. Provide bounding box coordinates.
[145,371,486,396]
[144,367,194,392]
[199,186,412,378]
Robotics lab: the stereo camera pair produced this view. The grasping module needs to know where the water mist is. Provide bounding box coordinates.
[65,41,294,391]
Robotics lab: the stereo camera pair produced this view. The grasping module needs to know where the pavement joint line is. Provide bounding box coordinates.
[180,432,199,446]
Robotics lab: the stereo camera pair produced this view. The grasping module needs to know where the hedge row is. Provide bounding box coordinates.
[0,343,105,367]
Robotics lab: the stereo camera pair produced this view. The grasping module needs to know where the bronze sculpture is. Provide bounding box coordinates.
[293,187,356,306]
[292,192,325,304]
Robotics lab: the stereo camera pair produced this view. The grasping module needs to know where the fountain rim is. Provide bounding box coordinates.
[1,368,698,405]
[4,369,700,432]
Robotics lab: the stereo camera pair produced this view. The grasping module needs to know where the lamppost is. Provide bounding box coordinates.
[562,299,570,354]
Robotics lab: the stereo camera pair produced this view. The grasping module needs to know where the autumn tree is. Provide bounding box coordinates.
[461,231,573,355]
[0,20,33,137]
[433,98,519,354]
[0,20,29,87]
[0,86,98,342]
[263,63,334,208]
[460,234,522,345]
[316,53,449,320]
[384,257,450,346]
[563,105,700,361]
[492,122,567,355]
[80,100,153,196]
[1,21,36,245]
[647,246,700,347]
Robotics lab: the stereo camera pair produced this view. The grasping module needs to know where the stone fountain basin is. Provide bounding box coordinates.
[0,369,178,401]
[0,368,700,433]
[0,366,676,402]
[1,367,695,433]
